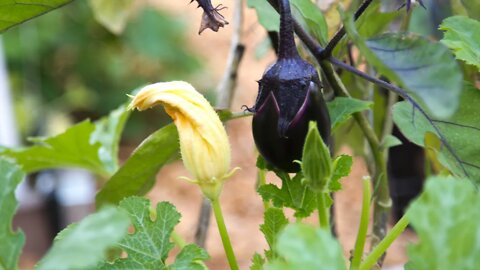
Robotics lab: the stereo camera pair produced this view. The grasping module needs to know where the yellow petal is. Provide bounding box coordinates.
[129,81,232,196]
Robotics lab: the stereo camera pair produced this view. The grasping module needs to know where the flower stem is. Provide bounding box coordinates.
[211,199,239,270]
[350,177,372,270]
[317,192,329,229]
[359,215,410,270]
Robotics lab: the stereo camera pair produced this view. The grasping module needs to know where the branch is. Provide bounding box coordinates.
[320,0,374,59]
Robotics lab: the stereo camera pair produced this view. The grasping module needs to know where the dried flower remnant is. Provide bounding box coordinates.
[191,0,229,34]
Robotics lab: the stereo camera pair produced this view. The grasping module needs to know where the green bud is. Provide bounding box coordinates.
[301,121,333,192]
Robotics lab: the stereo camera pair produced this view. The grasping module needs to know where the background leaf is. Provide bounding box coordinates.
[36,206,130,270]
[267,224,346,270]
[440,16,480,71]
[99,197,208,269]
[96,124,179,207]
[342,10,463,118]
[0,0,73,33]
[1,121,109,176]
[327,97,372,130]
[0,159,25,270]
[461,0,480,20]
[405,176,480,270]
[393,82,480,184]
[291,0,328,45]
[91,103,131,174]
[247,0,279,32]
[88,0,135,34]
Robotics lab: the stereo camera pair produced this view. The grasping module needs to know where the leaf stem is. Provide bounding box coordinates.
[359,215,410,270]
[256,168,270,210]
[320,61,391,254]
[350,177,372,270]
[211,199,239,270]
[316,192,329,229]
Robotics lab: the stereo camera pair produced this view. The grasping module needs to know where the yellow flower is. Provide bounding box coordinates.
[128,81,237,200]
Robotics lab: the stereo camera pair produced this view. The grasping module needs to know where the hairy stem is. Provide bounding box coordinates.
[359,215,410,270]
[278,0,299,59]
[350,177,372,270]
[212,199,239,270]
[316,192,330,229]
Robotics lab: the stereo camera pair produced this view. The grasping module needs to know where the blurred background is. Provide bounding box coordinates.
[0,0,454,269]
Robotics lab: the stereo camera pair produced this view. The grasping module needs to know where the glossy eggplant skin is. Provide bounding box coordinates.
[250,0,330,173]
[252,59,330,172]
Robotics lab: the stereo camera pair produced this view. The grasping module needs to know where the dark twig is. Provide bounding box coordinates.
[319,0,374,59]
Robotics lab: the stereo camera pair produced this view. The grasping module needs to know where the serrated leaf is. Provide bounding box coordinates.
[89,0,135,34]
[91,103,131,174]
[251,253,266,270]
[96,124,179,207]
[0,159,25,270]
[36,206,130,270]
[247,0,279,32]
[393,82,480,185]
[100,197,208,269]
[341,10,463,119]
[329,154,352,191]
[327,97,372,130]
[258,173,316,218]
[170,244,209,270]
[0,0,73,33]
[405,176,480,270]
[267,224,346,270]
[1,120,110,176]
[260,208,289,260]
[440,16,480,71]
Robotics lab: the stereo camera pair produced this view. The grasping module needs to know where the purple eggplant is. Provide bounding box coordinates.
[249,0,330,172]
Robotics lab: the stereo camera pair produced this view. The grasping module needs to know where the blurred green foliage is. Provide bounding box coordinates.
[2,1,203,141]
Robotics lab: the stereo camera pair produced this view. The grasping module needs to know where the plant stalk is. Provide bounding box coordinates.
[317,192,330,229]
[320,61,391,253]
[359,215,410,270]
[350,177,372,270]
[212,199,239,270]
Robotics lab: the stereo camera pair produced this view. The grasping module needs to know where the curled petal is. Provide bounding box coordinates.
[129,81,232,196]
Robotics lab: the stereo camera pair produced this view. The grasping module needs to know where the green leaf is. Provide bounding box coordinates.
[258,173,316,218]
[440,16,480,71]
[0,0,73,33]
[92,103,131,174]
[393,82,480,185]
[291,0,328,45]
[170,244,209,270]
[36,206,130,270]
[99,197,208,269]
[267,224,346,270]
[1,120,110,176]
[247,0,279,32]
[330,154,353,192]
[461,0,480,20]
[0,159,25,270]
[260,208,289,260]
[247,0,327,44]
[89,0,135,34]
[251,253,266,270]
[380,135,402,150]
[96,124,179,206]
[405,176,480,270]
[327,97,372,130]
[341,10,463,119]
